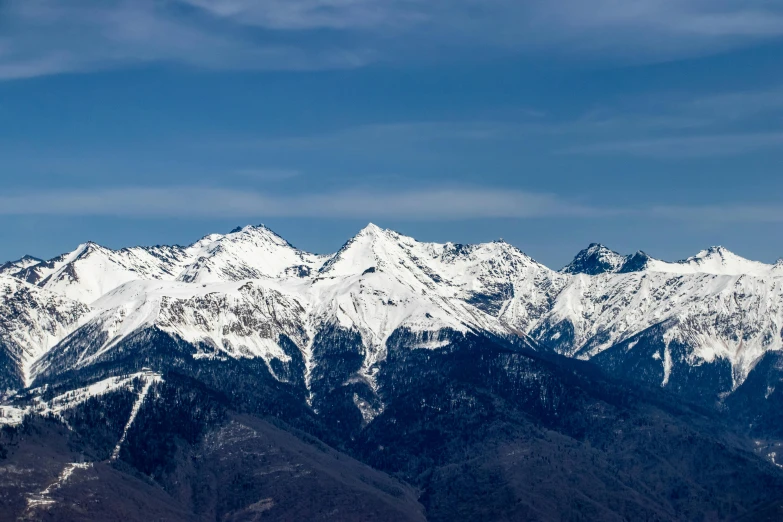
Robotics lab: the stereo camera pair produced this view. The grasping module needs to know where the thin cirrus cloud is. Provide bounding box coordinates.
[0,186,781,224]
[0,186,612,220]
[233,86,783,156]
[233,168,301,181]
[652,205,783,223]
[0,0,377,80]
[562,132,783,158]
[2,0,783,79]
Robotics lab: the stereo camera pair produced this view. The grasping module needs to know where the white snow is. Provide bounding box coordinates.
[662,341,673,387]
[0,405,26,426]
[2,371,163,426]
[2,223,781,398]
[0,255,41,275]
[537,268,783,386]
[645,246,775,277]
[0,276,90,386]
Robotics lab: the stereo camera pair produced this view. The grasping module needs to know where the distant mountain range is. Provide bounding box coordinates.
[1,224,782,520]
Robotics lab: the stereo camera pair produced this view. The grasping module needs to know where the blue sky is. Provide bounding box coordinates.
[1,0,783,268]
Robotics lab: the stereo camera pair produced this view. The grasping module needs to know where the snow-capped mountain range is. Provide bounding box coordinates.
[1,224,781,409]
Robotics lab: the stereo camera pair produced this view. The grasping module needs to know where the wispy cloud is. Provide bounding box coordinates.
[233,168,301,181]
[652,204,783,223]
[2,0,782,79]
[0,185,780,224]
[0,0,376,80]
[244,121,533,151]
[562,132,783,158]
[234,96,783,160]
[0,186,612,220]
[529,83,783,157]
[684,88,783,121]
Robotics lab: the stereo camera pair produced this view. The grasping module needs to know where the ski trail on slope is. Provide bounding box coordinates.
[24,373,161,512]
[111,375,159,461]
[26,462,92,511]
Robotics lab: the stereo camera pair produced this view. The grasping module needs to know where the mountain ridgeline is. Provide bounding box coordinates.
[1,224,782,521]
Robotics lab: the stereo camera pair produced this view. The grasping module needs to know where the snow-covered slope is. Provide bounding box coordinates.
[34,279,311,380]
[319,224,565,334]
[30,225,541,388]
[0,276,90,387]
[3,225,781,401]
[645,246,775,276]
[535,270,783,384]
[559,244,777,278]
[31,242,191,304]
[177,225,326,283]
[5,225,325,305]
[0,255,42,276]
[309,225,528,380]
[534,244,783,395]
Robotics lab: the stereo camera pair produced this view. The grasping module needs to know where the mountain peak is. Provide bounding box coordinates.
[343,223,408,249]
[358,223,384,236]
[697,245,731,257]
[562,244,626,275]
[229,223,272,234]
[684,245,749,266]
[617,251,652,273]
[674,246,772,276]
[0,255,43,275]
[319,224,393,276]
[72,241,103,259]
[214,224,295,250]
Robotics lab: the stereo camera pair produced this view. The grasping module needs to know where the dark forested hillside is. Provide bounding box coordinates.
[2,330,782,521]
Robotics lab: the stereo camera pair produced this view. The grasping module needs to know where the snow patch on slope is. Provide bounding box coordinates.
[26,462,93,511]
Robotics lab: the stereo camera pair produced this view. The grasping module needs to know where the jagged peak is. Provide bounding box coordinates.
[477,240,542,266]
[231,224,294,247]
[691,245,733,259]
[16,254,42,263]
[359,222,383,235]
[77,240,100,251]
[628,245,772,276]
[228,223,274,235]
[66,241,105,262]
[353,223,414,244]
[617,251,653,273]
[561,243,626,275]
[338,223,404,249]
[188,224,296,252]
[679,245,757,267]
[0,255,43,274]
[319,224,393,275]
